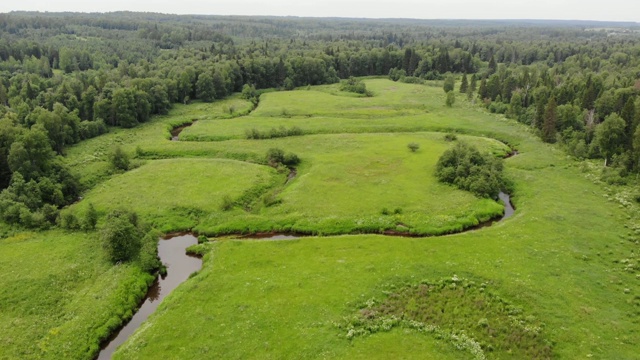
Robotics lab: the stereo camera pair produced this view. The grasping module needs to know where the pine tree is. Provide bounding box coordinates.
[459,73,469,93]
[469,74,478,93]
[478,78,488,100]
[488,55,497,75]
[542,97,557,143]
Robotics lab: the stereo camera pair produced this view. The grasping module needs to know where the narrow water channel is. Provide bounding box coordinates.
[170,121,196,141]
[97,233,202,360]
[498,191,515,220]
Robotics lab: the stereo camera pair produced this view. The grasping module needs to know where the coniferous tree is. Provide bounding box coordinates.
[459,73,469,93]
[488,55,497,75]
[469,74,478,93]
[542,97,557,143]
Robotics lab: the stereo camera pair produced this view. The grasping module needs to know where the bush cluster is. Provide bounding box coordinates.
[245,126,303,139]
[435,142,507,199]
[265,148,300,167]
[340,77,372,96]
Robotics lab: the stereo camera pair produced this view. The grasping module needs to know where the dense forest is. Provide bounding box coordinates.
[1,11,640,229]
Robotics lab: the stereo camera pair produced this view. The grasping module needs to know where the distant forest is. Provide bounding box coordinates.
[1,11,640,228]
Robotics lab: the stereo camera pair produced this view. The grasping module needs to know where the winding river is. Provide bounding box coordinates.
[97,233,202,360]
[95,193,514,358]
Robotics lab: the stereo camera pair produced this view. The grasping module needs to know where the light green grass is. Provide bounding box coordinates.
[65,97,254,189]
[71,158,282,232]
[7,79,640,359]
[115,161,640,359]
[0,230,153,360]
[112,80,638,359]
[195,133,508,235]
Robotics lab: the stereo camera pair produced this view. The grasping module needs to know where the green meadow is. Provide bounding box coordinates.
[2,79,639,359]
[0,231,153,359]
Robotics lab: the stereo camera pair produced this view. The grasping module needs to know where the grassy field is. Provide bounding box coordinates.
[3,78,639,359]
[70,158,282,232]
[0,230,153,359]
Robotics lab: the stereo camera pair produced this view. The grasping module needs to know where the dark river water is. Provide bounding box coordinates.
[97,233,202,359]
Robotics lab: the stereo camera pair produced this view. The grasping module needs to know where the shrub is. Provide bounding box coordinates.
[435,142,507,199]
[108,145,129,171]
[407,143,420,152]
[283,153,300,167]
[60,211,80,230]
[443,133,458,142]
[82,203,98,231]
[445,91,455,107]
[401,76,424,84]
[266,148,285,165]
[100,209,142,264]
[245,126,303,139]
[139,230,161,273]
[340,77,371,96]
[388,68,407,81]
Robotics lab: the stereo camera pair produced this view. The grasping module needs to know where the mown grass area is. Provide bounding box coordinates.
[0,230,153,360]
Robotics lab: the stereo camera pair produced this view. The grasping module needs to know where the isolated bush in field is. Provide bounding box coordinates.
[265,148,300,168]
[100,209,142,264]
[435,142,506,199]
[108,145,129,171]
[443,75,455,93]
[82,203,98,231]
[340,77,371,96]
[445,91,455,107]
[443,133,458,142]
[407,142,420,152]
[266,148,285,165]
[59,211,80,230]
[283,153,300,167]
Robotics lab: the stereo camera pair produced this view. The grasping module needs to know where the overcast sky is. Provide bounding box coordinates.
[0,0,638,22]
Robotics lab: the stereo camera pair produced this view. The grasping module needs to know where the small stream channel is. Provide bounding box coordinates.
[95,193,514,358]
[97,233,202,360]
[170,121,196,141]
